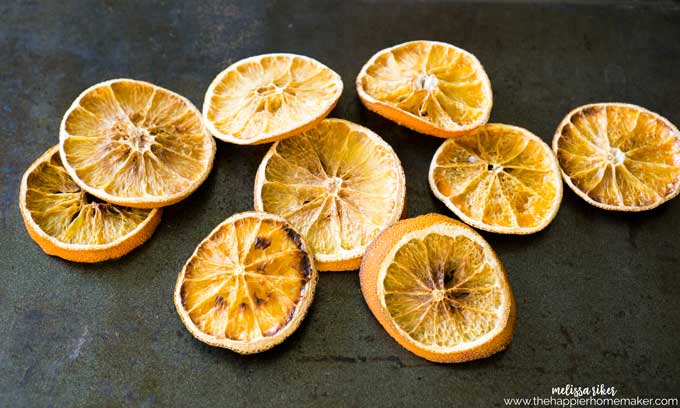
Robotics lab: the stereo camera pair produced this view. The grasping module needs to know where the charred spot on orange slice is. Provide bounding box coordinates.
[581,106,603,116]
[254,236,271,250]
[299,254,313,280]
[452,292,470,300]
[284,227,306,251]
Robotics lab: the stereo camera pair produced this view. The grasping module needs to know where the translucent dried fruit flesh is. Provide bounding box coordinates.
[24,148,154,245]
[204,54,342,143]
[555,104,680,209]
[382,229,506,349]
[60,79,214,206]
[430,124,561,232]
[179,216,313,341]
[257,119,404,265]
[359,41,491,131]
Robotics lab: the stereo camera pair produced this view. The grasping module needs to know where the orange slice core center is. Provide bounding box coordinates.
[325,177,343,196]
[415,74,438,91]
[113,121,156,152]
[606,147,625,166]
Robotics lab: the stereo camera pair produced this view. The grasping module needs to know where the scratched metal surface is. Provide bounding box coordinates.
[1,1,680,406]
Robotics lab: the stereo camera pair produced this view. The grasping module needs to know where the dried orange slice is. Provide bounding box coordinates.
[203,54,343,145]
[59,79,216,208]
[553,103,680,211]
[360,213,515,363]
[174,212,318,354]
[254,118,406,271]
[356,40,492,138]
[429,124,562,234]
[20,146,161,262]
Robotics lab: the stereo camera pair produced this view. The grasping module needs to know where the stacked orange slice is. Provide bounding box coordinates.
[59,79,216,208]
[254,118,406,271]
[22,79,216,261]
[20,146,161,262]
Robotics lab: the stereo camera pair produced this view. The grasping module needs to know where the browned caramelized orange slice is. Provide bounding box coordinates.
[174,212,318,353]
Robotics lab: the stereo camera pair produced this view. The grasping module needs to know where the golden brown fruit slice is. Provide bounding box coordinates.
[360,213,515,363]
[356,40,492,138]
[429,124,562,234]
[553,103,680,211]
[203,54,343,145]
[20,146,161,262]
[59,79,216,208]
[254,118,406,271]
[174,212,318,354]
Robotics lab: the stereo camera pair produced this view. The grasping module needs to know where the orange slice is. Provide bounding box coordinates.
[174,212,318,354]
[254,118,406,271]
[360,213,515,363]
[59,79,216,208]
[20,146,161,262]
[553,103,680,211]
[203,54,343,145]
[429,124,562,234]
[356,40,492,138]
